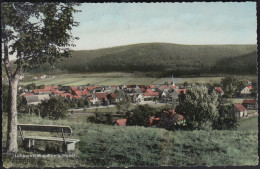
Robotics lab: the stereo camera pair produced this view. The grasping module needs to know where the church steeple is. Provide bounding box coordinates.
[171,75,175,86]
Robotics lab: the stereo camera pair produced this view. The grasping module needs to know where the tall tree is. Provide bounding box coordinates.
[178,85,219,130]
[1,2,80,152]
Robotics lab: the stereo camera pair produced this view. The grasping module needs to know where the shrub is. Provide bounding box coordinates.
[39,97,68,120]
[126,105,156,126]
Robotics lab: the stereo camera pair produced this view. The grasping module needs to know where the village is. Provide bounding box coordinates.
[18,75,258,126]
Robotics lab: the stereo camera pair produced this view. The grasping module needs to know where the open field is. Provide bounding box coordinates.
[18,72,257,86]
[237,116,258,131]
[2,113,258,167]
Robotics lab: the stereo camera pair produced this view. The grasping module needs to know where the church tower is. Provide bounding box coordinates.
[171,75,175,88]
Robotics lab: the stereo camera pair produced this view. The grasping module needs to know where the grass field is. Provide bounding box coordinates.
[237,116,258,131]
[18,72,257,86]
[2,112,258,168]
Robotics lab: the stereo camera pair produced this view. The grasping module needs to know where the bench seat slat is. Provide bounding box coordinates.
[23,136,80,143]
[18,124,72,133]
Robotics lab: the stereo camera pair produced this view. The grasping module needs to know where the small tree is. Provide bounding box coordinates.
[26,83,36,90]
[115,91,131,112]
[37,85,45,89]
[178,85,219,130]
[212,104,237,130]
[183,81,188,87]
[77,98,85,108]
[39,97,68,120]
[126,105,155,126]
[221,77,244,98]
[250,80,258,98]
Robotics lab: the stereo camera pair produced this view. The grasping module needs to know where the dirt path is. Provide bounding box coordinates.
[243,111,258,118]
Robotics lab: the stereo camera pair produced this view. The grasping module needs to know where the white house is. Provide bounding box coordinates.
[240,86,252,95]
[233,103,247,117]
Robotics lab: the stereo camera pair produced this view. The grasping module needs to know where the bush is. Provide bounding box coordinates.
[77,99,85,108]
[126,105,156,126]
[45,143,62,153]
[39,97,68,120]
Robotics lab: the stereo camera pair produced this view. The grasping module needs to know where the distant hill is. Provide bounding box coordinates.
[28,43,257,76]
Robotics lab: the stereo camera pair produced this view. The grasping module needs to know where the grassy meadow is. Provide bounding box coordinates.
[2,113,258,168]
[18,72,257,86]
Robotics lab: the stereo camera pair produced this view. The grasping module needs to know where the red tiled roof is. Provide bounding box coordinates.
[148,116,160,126]
[112,85,119,87]
[176,89,187,94]
[22,93,34,97]
[215,87,224,94]
[60,93,71,98]
[84,86,95,91]
[95,92,108,100]
[149,85,157,89]
[44,86,59,91]
[53,90,65,94]
[88,97,93,101]
[33,89,45,94]
[82,90,90,96]
[242,99,257,104]
[174,114,185,121]
[143,92,159,96]
[170,85,176,89]
[74,90,82,96]
[116,119,127,126]
[145,89,154,93]
[247,85,253,90]
[70,86,78,90]
[72,95,81,99]
[234,103,246,112]
[111,93,117,99]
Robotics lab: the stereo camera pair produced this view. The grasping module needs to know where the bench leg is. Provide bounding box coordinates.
[63,142,76,152]
[23,140,35,149]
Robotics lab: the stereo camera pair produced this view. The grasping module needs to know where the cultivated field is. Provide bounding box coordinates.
[18,72,257,86]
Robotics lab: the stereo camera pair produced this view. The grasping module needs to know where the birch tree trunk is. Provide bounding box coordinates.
[3,37,20,153]
[6,77,19,153]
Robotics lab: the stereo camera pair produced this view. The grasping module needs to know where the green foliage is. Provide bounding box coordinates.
[45,143,62,154]
[115,91,131,112]
[221,76,244,98]
[126,105,156,126]
[26,83,36,90]
[212,104,237,130]
[39,97,68,120]
[25,43,257,76]
[79,126,164,166]
[178,85,219,130]
[250,80,258,98]
[89,111,113,125]
[36,85,45,89]
[2,114,258,167]
[77,98,85,108]
[1,3,80,71]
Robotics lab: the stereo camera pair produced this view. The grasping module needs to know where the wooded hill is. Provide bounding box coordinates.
[29,43,257,76]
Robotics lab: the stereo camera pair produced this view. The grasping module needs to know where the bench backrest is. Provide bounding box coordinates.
[17,124,73,134]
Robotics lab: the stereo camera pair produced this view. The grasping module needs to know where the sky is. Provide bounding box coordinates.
[71,2,257,50]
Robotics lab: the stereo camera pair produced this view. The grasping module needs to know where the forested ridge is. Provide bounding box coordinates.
[27,43,257,76]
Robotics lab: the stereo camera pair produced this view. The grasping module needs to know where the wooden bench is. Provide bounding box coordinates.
[17,124,80,152]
